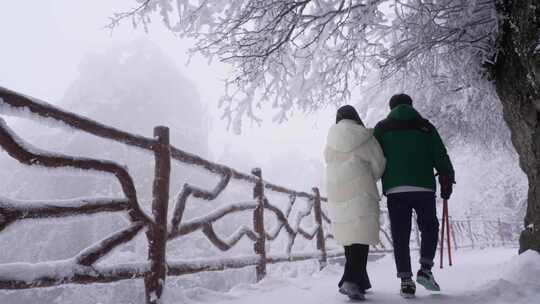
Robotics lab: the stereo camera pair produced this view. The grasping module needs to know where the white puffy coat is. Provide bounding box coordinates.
[324,119,386,246]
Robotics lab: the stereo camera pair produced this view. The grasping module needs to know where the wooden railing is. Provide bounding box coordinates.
[0,87,520,303]
[0,86,340,303]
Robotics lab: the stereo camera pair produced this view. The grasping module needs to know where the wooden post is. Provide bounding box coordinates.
[252,168,267,282]
[467,218,475,248]
[312,187,327,270]
[145,126,171,304]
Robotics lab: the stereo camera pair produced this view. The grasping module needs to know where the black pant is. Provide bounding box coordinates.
[387,192,439,278]
[339,244,372,291]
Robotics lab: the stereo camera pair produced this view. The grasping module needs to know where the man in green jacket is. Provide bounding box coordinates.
[374,94,455,298]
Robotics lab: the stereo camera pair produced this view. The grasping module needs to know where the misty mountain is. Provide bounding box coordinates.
[0,39,212,264]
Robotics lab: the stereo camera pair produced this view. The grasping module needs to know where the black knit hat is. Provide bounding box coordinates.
[336,105,364,126]
[389,93,413,109]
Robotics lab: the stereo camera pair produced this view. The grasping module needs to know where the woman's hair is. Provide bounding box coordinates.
[336,105,364,126]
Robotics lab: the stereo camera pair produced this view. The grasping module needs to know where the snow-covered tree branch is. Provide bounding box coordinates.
[115,0,498,133]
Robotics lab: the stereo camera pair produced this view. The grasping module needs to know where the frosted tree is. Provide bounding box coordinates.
[113,0,540,253]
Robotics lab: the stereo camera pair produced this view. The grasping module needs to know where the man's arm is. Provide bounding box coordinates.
[430,126,455,199]
[430,128,455,180]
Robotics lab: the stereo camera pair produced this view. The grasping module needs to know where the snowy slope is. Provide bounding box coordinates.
[171,248,539,304]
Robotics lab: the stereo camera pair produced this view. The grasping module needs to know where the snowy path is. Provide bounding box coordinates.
[179,248,540,304]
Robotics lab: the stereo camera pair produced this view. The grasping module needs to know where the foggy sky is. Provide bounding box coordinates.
[0,0,339,190]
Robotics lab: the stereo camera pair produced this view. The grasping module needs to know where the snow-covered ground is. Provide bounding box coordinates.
[174,248,539,304]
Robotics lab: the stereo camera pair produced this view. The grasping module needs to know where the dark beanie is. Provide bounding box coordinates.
[389,93,413,109]
[336,105,364,126]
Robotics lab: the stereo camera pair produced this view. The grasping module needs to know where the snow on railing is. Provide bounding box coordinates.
[0,86,520,303]
[0,86,336,303]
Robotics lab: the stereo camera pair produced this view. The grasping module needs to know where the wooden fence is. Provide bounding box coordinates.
[0,87,520,303]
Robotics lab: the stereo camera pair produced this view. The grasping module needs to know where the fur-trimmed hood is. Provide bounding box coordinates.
[326,119,374,153]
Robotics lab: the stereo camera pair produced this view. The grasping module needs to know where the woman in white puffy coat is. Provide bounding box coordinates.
[324,105,386,301]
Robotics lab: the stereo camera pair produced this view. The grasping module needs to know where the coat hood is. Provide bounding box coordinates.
[326,119,373,152]
[387,104,421,121]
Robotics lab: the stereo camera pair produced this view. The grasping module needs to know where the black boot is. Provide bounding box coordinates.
[339,282,365,301]
[400,278,416,299]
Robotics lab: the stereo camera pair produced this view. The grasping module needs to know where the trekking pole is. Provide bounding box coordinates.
[445,199,453,266]
[439,199,446,269]
[439,199,453,268]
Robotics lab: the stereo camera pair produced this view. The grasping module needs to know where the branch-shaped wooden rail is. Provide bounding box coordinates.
[0,118,150,224]
[0,196,130,232]
[0,87,336,304]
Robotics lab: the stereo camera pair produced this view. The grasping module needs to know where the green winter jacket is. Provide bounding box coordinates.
[374,105,455,194]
